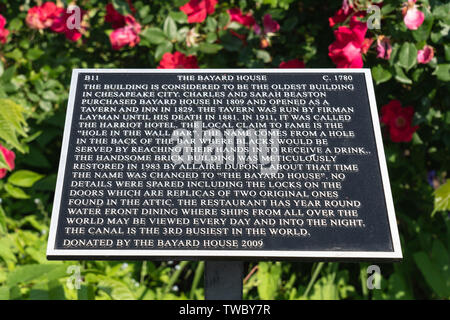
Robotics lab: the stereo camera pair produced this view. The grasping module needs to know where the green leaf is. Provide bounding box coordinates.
[220,33,243,51]
[394,66,412,84]
[78,284,96,300]
[433,180,450,216]
[381,3,395,15]
[433,64,450,82]
[0,99,27,134]
[412,68,424,82]
[0,237,16,263]
[155,42,173,61]
[6,264,66,287]
[8,18,23,32]
[39,100,52,112]
[8,170,44,188]
[4,183,30,199]
[205,32,218,43]
[283,16,298,31]
[0,66,16,83]
[255,50,272,63]
[227,21,244,30]
[257,262,282,299]
[398,42,417,71]
[97,276,136,300]
[445,44,450,61]
[42,90,58,101]
[411,132,423,145]
[432,3,450,25]
[198,43,223,54]
[174,0,189,6]
[111,0,131,16]
[412,10,433,42]
[205,17,218,32]
[163,17,177,41]
[413,251,449,298]
[0,205,7,234]
[26,48,44,61]
[141,28,167,45]
[218,12,230,29]
[372,65,392,84]
[169,11,188,24]
[0,148,9,170]
[0,99,28,152]
[0,287,9,300]
[0,60,3,78]
[4,49,24,63]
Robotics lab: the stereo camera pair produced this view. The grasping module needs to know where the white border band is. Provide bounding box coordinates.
[46,68,402,260]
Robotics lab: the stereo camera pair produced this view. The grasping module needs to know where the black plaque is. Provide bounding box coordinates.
[47,69,402,261]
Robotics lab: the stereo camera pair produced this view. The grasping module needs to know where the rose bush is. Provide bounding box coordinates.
[0,0,448,300]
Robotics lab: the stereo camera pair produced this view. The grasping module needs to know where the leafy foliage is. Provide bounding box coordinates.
[0,0,448,300]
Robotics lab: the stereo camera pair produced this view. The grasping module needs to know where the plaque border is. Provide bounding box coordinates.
[46,69,402,261]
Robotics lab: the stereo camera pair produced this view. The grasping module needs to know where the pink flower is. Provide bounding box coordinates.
[254,14,280,35]
[361,38,374,54]
[402,0,424,30]
[417,45,434,64]
[279,59,305,68]
[263,14,280,33]
[328,0,367,27]
[328,16,369,68]
[105,3,127,29]
[0,14,9,44]
[0,145,15,179]
[376,35,392,60]
[158,52,199,69]
[225,8,256,44]
[227,8,255,27]
[26,2,62,30]
[109,16,141,50]
[50,6,86,41]
[381,100,418,143]
[329,0,352,27]
[180,0,217,24]
[253,14,280,48]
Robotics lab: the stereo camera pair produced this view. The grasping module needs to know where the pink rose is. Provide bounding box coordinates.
[0,14,9,44]
[0,14,6,29]
[227,8,255,28]
[254,14,280,35]
[262,14,280,33]
[376,35,392,60]
[328,16,369,68]
[417,45,434,64]
[361,38,374,54]
[180,0,217,24]
[158,52,199,69]
[50,6,86,42]
[0,145,15,179]
[403,0,425,30]
[109,16,141,50]
[105,2,136,29]
[381,100,418,143]
[279,59,305,68]
[26,2,62,30]
[105,3,127,29]
[225,8,256,43]
[253,14,280,48]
